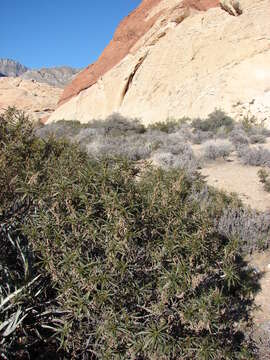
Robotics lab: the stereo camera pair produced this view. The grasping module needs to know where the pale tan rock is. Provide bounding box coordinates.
[0,77,62,122]
[48,0,270,128]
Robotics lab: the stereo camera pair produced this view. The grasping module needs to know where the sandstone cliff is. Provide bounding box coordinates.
[48,0,270,126]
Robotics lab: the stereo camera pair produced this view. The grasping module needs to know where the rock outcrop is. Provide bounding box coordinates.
[58,0,219,106]
[48,0,270,127]
[0,77,62,122]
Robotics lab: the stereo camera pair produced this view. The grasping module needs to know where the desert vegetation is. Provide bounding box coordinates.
[1,108,270,359]
[37,109,270,170]
[258,168,270,192]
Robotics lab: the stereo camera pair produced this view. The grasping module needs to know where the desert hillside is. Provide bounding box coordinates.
[0,77,62,121]
[48,0,270,126]
[0,59,80,121]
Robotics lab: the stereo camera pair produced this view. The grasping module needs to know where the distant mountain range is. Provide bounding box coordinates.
[0,59,80,87]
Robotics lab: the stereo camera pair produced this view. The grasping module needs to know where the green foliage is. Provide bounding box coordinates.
[148,117,190,133]
[192,110,235,134]
[0,109,261,359]
[0,108,65,359]
[240,115,261,132]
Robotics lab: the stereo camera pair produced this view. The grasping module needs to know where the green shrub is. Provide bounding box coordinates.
[89,113,146,135]
[147,117,190,133]
[23,163,258,359]
[0,108,66,359]
[1,109,260,359]
[240,115,260,132]
[192,110,235,134]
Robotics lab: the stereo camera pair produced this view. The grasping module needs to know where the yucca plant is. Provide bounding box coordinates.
[0,199,67,359]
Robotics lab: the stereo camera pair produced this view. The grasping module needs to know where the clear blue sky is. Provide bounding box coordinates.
[1,0,141,69]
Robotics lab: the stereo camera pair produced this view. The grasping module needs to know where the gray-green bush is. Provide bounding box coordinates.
[0,108,261,359]
[217,207,270,253]
[258,168,270,192]
[203,140,233,161]
[238,145,270,167]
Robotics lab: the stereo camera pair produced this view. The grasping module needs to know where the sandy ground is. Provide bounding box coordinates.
[201,157,270,212]
[193,139,270,212]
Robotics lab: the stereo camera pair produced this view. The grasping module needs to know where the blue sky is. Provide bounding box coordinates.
[1,0,141,69]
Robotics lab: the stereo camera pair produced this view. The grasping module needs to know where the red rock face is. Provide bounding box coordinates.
[59,0,219,106]
[184,0,219,11]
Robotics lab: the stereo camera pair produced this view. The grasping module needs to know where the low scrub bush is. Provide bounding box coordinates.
[89,113,146,135]
[151,142,198,173]
[147,117,190,133]
[258,168,270,192]
[37,113,146,140]
[217,207,270,253]
[0,109,261,359]
[238,145,270,167]
[203,140,233,160]
[191,130,213,144]
[85,134,152,161]
[230,126,250,147]
[36,119,83,139]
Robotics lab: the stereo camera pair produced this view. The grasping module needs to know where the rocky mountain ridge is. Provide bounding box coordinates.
[0,58,80,88]
[48,0,270,127]
[0,59,28,77]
